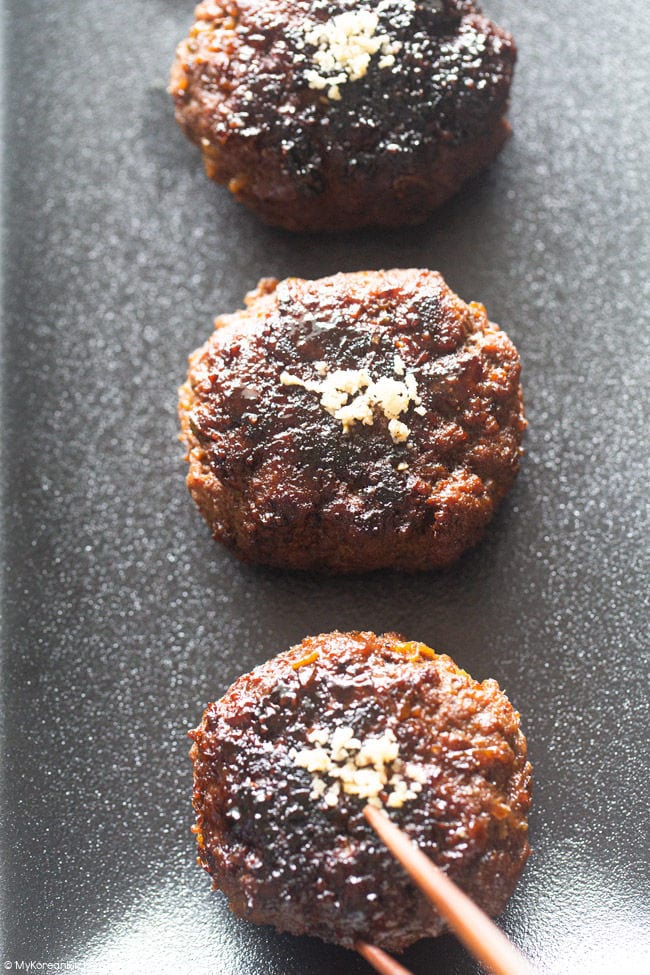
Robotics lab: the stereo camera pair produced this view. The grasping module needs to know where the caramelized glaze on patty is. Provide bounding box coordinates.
[170,1,516,230]
[190,631,532,950]
[179,269,525,572]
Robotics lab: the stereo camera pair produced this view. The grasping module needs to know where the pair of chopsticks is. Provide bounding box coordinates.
[358,805,536,975]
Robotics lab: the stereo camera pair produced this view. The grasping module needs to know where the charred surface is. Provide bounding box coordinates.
[179,269,526,572]
[170,1,516,230]
[190,632,532,951]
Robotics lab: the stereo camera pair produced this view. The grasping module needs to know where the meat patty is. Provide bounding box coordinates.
[189,631,532,951]
[178,269,525,572]
[169,1,517,231]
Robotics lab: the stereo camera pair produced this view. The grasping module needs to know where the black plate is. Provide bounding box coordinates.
[1,2,649,972]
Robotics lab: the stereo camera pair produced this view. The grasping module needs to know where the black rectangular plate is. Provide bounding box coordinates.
[1,2,649,973]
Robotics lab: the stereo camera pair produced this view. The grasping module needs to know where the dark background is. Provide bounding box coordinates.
[1,2,649,972]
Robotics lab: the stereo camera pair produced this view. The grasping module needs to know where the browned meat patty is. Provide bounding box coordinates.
[178,268,525,572]
[190,631,532,951]
[169,1,517,231]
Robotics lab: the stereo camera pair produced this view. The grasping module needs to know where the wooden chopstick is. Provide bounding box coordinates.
[362,804,536,975]
[356,940,414,975]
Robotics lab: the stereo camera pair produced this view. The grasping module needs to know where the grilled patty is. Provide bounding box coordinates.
[170,1,516,231]
[179,268,525,572]
[190,631,532,951]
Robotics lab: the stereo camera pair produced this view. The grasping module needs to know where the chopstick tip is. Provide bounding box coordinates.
[356,940,414,975]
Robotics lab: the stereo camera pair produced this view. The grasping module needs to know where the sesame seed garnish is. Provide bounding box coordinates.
[302,10,402,100]
[292,726,425,809]
[280,357,422,442]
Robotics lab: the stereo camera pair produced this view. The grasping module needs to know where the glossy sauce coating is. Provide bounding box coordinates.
[190,632,532,951]
[170,1,516,230]
[179,269,525,572]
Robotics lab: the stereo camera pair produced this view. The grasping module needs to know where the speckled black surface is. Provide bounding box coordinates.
[1,2,649,973]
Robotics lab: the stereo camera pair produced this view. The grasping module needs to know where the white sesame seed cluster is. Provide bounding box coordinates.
[291,726,427,809]
[280,354,425,443]
[301,8,403,101]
